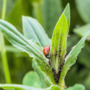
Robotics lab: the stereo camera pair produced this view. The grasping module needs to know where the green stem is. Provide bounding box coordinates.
[58,79,64,90]
[0,0,11,83]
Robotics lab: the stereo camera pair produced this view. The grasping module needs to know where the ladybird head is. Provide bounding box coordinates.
[43,45,50,56]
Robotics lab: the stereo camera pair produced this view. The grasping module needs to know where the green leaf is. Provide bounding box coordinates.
[22,16,51,47]
[73,24,90,39]
[32,60,55,88]
[22,16,55,86]
[0,19,55,85]
[0,84,42,90]
[50,14,68,73]
[42,0,63,37]
[22,71,41,88]
[65,84,85,90]
[59,31,90,86]
[0,19,44,60]
[46,85,61,90]
[22,16,55,87]
[0,84,61,90]
[50,4,70,73]
[63,3,70,27]
[75,0,90,23]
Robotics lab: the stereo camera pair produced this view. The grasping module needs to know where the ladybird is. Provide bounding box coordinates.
[43,45,50,56]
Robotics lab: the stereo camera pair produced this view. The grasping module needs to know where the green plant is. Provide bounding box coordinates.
[0,3,90,90]
[70,0,90,89]
[0,0,11,84]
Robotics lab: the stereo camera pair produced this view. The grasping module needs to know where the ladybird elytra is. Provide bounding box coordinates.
[43,45,50,56]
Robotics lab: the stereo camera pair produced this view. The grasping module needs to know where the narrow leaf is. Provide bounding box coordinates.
[50,14,68,73]
[22,16,51,47]
[0,19,44,60]
[50,4,70,73]
[22,17,55,86]
[59,31,90,85]
[0,84,61,90]
[63,3,70,27]
[0,20,55,85]
[0,84,42,90]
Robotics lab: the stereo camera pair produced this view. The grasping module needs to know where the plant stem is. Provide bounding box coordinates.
[59,79,65,90]
[0,0,11,83]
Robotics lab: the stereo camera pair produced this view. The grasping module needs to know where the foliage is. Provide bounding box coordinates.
[0,84,61,90]
[22,71,41,88]
[0,3,90,90]
[0,0,90,90]
[22,16,51,47]
[74,24,90,38]
[50,4,70,74]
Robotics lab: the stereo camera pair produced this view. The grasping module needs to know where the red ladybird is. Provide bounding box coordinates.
[43,45,50,56]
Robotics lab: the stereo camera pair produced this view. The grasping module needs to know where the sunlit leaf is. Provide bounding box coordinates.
[51,14,68,73]
[63,3,70,27]
[50,4,70,73]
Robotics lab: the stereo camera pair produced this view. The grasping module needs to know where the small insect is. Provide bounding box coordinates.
[43,45,50,57]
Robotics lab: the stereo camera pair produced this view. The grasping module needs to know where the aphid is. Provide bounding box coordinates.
[43,45,50,56]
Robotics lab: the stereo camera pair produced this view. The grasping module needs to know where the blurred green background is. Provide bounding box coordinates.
[0,0,90,90]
